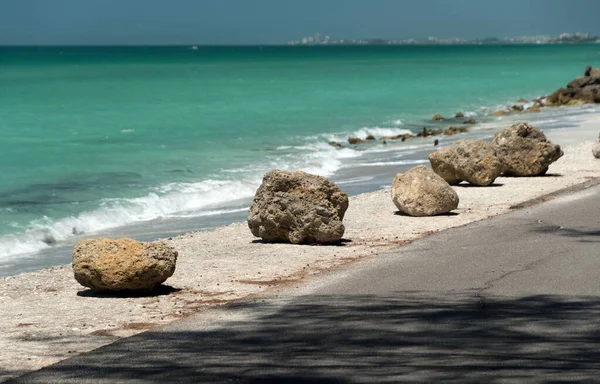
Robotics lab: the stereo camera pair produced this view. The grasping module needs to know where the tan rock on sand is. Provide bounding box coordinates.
[429,139,502,186]
[72,238,178,292]
[391,165,459,217]
[248,170,349,244]
[492,122,564,176]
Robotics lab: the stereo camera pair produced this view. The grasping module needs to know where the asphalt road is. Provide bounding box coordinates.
[8,184,600,384]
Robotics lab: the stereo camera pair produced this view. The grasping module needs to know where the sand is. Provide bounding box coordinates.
[1,114,599,382]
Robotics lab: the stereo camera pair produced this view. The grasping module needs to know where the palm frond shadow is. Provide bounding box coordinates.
[12,292,600,383]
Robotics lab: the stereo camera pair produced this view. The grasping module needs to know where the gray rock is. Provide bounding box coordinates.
[248,170,349,244]
[492,122,563,176]
[391,166,459,217]
[72,238,177,292]
[428,139,502,186]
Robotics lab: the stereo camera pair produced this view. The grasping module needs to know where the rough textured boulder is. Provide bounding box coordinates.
[248,170,349,244]
[391,166,459,217]
[492,122,563,176]
[428,139,502,186]
[72,238,177,292]
[546,67,600,106]
[593,134,600,159]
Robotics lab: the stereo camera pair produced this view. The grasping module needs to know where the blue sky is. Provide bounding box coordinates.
[1,0,600,45]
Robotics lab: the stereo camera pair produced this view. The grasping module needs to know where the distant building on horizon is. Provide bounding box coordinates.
[286,32,600,46]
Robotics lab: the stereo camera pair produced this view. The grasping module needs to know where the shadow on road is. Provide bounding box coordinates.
[532,225,600,243]
[10,292,600,383]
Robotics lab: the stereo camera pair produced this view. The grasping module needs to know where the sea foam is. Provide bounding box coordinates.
[0,139,365,261]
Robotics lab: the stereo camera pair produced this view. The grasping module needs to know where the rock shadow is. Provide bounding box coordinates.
[455,183,504,188]
[76,284,181,298]
[250,238,352,247]
[394,211,459,217]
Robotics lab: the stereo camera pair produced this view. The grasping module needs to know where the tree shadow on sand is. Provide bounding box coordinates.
[11,292,600,383]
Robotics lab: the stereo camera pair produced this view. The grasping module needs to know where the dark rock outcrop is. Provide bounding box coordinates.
[380,133,415,141]
[492,122,563,176]
[546,67,600,106]
[348,137,365,145]
[417,128,442,137]
[443,126,469,136]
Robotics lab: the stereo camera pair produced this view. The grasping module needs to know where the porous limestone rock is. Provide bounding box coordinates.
[492,122,563,176]
[72,238,177,292]
[391,165,459,217]
[428,139,502,186]
[248,170,349,244]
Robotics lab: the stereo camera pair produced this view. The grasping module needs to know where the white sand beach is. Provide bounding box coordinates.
[0,113,599,382]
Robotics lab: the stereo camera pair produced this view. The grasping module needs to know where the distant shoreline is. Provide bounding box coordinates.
[2,42,600,48]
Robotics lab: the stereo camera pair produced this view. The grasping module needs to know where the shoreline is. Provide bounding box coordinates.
[1,113,599,381]
[2,105,598,277]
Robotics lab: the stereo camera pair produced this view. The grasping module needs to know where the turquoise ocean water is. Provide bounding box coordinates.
[1,44,600,274]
